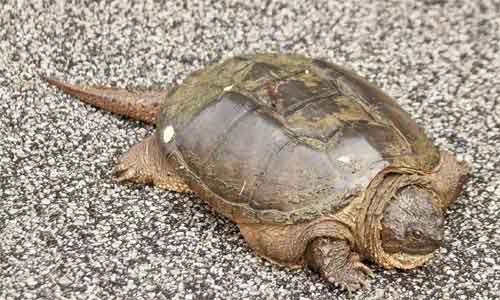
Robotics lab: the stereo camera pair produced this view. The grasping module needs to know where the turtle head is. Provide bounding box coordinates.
[380,186,444,256]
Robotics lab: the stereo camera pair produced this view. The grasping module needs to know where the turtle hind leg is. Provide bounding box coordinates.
[113,135,191,193]
[44,77,171,124]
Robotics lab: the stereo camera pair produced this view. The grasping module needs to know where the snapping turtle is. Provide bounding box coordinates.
[46,53,468,290]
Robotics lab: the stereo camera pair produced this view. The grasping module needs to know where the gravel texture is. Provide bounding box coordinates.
[1,0,499,299]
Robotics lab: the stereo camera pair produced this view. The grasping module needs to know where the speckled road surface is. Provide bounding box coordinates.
[1,1,499,299]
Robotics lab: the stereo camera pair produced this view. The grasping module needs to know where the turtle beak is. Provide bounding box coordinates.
[403,241,441,255]
[430,228,444,249]
[408,228,444,255]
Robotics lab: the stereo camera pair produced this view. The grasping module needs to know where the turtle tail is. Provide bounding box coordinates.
[44,77,171,124]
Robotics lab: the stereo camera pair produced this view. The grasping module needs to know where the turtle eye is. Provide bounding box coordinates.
[410,230,423,240]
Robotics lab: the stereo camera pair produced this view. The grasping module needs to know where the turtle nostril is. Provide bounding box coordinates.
[437,234,444,243]
[436,228,445,242]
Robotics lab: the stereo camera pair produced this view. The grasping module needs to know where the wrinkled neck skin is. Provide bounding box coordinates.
[428,150,469,209]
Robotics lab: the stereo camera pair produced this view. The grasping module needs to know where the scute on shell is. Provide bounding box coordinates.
[156,53,440,224]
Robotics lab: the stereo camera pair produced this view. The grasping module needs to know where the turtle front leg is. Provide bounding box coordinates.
[305,238,373,291]
[113,135,191,193]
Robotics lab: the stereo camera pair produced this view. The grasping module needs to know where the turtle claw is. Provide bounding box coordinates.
[333,267,370,292]
[110,136,191,192]
[327,255,372,292]
[111,139,152,185]
[306,238,373,292]
[329,271,369,292]
[112,161,141,183]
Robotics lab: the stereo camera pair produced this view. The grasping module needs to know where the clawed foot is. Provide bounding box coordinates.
[112,155,147,183]
[111,136,158,185]
[305,238,375,292]
[326,253,374,291]
[111,136,191,193]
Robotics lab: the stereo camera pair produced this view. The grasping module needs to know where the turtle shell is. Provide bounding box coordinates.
[157,53,440,224]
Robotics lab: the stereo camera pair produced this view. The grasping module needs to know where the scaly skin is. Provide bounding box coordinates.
[44,54,468,291]
[113,135,191,193]
[305,238,373,291]
[44,78,169,124]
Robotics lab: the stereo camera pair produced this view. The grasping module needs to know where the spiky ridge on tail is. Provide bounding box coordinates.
[44,78,170,124]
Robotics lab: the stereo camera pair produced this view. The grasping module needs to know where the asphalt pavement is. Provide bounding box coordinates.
[1,1,499,299]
